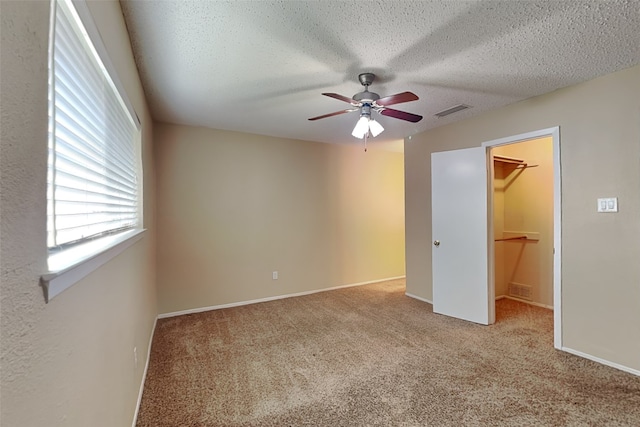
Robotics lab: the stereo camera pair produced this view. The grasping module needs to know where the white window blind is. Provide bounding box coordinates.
[48,0,140,251]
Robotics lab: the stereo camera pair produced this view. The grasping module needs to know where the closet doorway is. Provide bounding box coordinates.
[484,127,561,348]
[431,127,561,348]
[492,140,553,305]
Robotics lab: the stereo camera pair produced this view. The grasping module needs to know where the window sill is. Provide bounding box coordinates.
[41,228,146,302]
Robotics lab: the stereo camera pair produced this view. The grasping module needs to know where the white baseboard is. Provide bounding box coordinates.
[561,346,640,377]
[158,276,406,319]
[496,295,553,310]
[132,316,157,427]
[406,294,552,309]
[405,292,432,305]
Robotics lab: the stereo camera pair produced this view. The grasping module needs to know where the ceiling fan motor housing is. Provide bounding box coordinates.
[353,73,380,103]
[353,91,380,103]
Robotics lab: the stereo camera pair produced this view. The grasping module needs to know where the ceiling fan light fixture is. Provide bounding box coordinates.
[369,119,384,137]
[352,116,370,139]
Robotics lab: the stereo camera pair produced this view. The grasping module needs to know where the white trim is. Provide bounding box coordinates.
[551,127,562,349]
[480,127,559,149]
[561,347,640,377]
[481,126,562,349]
[405,293,433,305]
[158,276,406,319]
[487,153,497,324]
[132,317,157,427]
[41,229,146,302]
[496,295,553,310]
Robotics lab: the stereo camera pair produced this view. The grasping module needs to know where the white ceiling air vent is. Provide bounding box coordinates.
[434,104,472,118]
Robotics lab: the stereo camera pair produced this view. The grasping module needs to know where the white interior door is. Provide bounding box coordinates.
[432,147,493,325]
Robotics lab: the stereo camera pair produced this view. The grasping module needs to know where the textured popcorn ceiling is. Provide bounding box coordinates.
[121,0,640,149]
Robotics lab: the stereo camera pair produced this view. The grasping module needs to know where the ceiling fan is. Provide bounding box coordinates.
[308,73,423,143]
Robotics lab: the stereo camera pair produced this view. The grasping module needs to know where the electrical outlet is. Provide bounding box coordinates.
[134,347,138,368]
[272,271,278,280]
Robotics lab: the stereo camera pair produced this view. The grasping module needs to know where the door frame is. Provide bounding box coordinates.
[481,127,562,349]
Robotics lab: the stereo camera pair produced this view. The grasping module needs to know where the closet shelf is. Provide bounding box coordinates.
[493,155,538,169]
[495,236,528,242]
[495,232,540,242]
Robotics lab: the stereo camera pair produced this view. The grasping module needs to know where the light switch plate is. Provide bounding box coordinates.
[597,197,618,213]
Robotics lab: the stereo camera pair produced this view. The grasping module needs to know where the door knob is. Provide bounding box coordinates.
[433,240,440,247]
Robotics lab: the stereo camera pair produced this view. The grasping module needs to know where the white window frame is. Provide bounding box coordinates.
[41,0,145,302]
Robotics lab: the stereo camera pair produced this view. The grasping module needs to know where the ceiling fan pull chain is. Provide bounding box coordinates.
[364,132,368,152]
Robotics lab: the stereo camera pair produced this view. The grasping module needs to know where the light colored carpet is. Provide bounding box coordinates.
[136,279,640,426]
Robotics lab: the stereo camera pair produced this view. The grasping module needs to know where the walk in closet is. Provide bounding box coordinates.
[492,137,554,308]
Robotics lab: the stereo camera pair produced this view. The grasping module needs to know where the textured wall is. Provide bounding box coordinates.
[154,124,405,315]
[405,65,640,371]
[0,1,157,426]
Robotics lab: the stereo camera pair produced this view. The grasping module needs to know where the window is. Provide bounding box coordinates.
[43,0,143,301]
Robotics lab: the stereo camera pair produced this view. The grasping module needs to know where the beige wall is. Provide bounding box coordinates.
[494,138,554,306]
[0,1,157,426]
[155,124,405,314]
[405,65,640,371]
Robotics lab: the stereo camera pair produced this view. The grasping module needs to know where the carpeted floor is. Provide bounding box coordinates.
[136,279,640,426]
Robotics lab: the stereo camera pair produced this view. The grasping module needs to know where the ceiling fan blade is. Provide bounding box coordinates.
[308,109,357,121]
[379,107,423,123]
[322,92,355,104]
[376,91,419,106]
